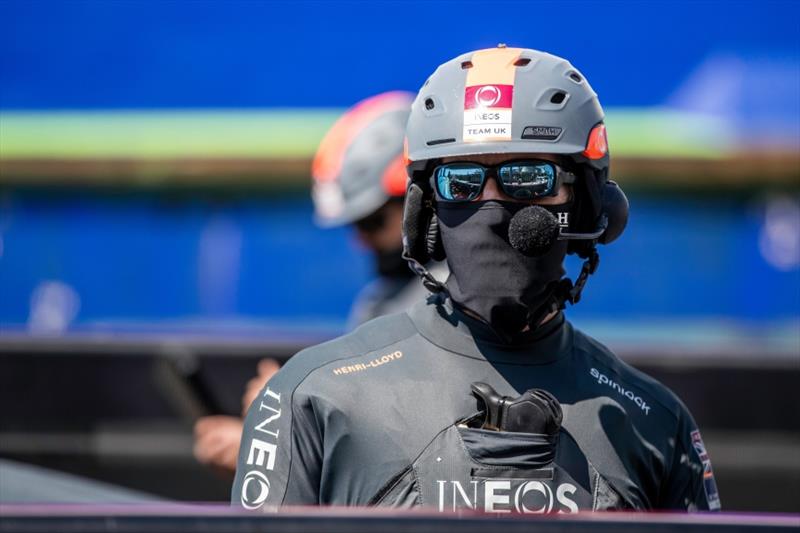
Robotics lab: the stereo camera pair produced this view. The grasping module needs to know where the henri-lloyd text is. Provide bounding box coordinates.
[332,350,403,375]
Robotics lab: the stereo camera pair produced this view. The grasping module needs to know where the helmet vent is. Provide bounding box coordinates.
[426,138,456,146]
[536,88,571,110]
[568,71,583,83]
[461,61,473,69]
[514,58,531,67]
[421,95,446,116]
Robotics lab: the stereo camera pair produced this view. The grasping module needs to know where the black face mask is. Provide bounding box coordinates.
[375,246,415,279]
[437,200,570,339]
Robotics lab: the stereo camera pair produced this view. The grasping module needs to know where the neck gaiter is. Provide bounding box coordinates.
[437,200,569,339]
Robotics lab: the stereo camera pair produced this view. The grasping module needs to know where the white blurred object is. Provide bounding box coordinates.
[668,52,800,150]
[759,196,800,271]
[28,280,81,334]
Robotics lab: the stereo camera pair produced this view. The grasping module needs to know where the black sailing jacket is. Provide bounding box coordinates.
[232,296,721,513]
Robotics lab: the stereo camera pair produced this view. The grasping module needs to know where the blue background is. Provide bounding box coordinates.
[1,191,797,329]
[2,0,799,109]
[0,0,798,332]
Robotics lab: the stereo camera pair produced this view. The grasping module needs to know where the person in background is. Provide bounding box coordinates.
[194,92,445,474]
[311,90,447,329]
[193,359,279,475]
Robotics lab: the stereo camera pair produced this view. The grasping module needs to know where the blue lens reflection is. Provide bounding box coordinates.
[499,162,555,199]
[436,165,485,201]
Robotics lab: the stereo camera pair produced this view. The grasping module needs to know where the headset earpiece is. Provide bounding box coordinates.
[599,180,628,245]
[565,165,597,257]
[566,166,628,256]
[402,182,433,264]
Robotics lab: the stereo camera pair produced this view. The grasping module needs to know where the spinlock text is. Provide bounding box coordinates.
[590,368,651,415]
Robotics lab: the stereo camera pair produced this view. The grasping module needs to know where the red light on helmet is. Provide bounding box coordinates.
[583,123,608,160]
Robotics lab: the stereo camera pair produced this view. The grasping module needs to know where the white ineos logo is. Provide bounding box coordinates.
[241,470,271,510]
[437,480,578,513]
[515,481,552,513]
[239,386,282,510]
[475,85,502,107]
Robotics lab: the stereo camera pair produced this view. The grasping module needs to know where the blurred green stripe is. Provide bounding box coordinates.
[0,110,342,159]
[0,108,732,159]
[605,108,733,158]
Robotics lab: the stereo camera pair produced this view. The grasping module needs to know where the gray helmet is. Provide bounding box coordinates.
[405,45,608,181]
[312,91,414,227]
[402,46,627,304]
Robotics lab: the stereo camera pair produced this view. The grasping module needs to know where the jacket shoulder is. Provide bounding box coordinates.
[276,311,419,392]
[571,326,689,424]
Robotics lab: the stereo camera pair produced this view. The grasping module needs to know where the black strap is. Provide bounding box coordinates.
[404,254,447,294]
[568,248,600,305]
[527,247,600,327]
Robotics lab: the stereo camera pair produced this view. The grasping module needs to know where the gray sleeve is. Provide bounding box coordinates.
[660,406,722,511]
[231,361,323,509]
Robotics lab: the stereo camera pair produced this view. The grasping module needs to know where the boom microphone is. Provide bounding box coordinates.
[508,206,559,257]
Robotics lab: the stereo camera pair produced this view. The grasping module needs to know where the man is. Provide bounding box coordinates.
[232,47,721,513]
[195,92,442,474]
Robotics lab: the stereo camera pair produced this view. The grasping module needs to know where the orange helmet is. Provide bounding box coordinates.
[312,91,413,227]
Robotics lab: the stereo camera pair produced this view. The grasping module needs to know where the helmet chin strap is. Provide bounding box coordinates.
[526,247,600,329]
[403,251,447,294]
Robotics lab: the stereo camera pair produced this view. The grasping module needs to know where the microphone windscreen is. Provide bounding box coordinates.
[508,205,559,257]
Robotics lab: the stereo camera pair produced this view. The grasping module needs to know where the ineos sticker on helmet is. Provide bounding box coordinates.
[463,84,514,142]
[462,47,520,143]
